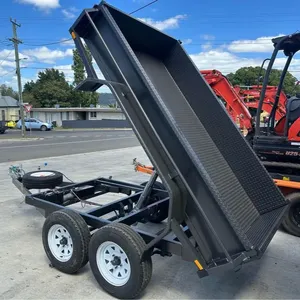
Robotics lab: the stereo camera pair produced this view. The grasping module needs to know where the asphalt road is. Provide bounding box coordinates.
[0,129,140,163]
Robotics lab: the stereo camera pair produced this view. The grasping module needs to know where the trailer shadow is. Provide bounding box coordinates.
[141,233,300,299]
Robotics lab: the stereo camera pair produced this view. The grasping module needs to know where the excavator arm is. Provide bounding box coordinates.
[236,85,286,121]
[200,69,254,131]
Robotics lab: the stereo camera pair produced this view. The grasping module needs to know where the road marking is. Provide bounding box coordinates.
[0,136,137,149]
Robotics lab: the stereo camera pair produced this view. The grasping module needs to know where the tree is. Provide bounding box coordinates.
[0,84,19,99]
[22,69,73,108]
[227,66,299,95]
[72,45,93,85]
[23,80,39,106]
[71,45,99,107]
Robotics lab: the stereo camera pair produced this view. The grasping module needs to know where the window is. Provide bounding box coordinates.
[90,112,97,118]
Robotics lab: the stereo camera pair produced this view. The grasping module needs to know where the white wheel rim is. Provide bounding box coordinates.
[48,224,73,262]
[96,241,131,286]
[31,171,55,177]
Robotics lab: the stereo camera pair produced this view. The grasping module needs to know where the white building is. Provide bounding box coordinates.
[30,107,126,127]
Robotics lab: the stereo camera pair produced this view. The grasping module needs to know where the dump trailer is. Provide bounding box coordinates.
[14,2,290,299]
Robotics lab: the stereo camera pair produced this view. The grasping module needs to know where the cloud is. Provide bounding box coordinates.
[0,49,15,61]
[1,61,17,68]
[201,43,213,51]
[22,47,73,64]
[227,34,285,53]
[60,38,75,47]
[181,38,192,45]
[189,48,300,80]
[0,67,15,77]
[17,0,60,10]
[61,7,79,19]
[0,49,30,67]
[68,7,79,13]
[62,9,75,19]
[138,14,187,31]
[201,34,215,41]
[189,50,262,74]
[62,6,79,19]
[4,75,32,91]
[52,64,74,83]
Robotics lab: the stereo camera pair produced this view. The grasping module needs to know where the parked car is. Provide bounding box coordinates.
[0,121,7,134]
[16,118,53,131]
[5,120,17,129]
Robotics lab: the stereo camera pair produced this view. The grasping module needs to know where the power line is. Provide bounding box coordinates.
[21,66,300,74]
[1,17,299,26]
[0,68,16,78]
[0,48,14,67]
[22,38,73,47]
[17,0,159,48]
[129,0,158,14]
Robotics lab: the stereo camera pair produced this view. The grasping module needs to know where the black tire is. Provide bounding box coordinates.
[22,170,63,189]
[42,209,91,274]
[141,181,168,223]
[282,193,300,237]
[89,223,152,299]
[41,125,47,131]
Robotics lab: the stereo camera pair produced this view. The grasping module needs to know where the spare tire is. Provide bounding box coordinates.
[22,170,63,190]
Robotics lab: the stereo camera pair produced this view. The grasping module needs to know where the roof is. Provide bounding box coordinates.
[0,96,19,107]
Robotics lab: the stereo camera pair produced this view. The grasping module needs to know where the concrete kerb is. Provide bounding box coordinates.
[54,128,133,131]
[0,137,43,142]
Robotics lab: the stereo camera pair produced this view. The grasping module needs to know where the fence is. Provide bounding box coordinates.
[61,119,131,129]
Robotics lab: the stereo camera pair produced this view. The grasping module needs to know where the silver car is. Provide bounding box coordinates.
[17,118,53,131]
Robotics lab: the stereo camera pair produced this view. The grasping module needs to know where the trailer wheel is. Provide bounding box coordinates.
[141,181,168,223]
[89,223,152,299]
[282,193,300,237]
[22,170,63,189]
[42,209,90,274]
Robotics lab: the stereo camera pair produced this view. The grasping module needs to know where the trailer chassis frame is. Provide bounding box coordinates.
[10,166,259,279]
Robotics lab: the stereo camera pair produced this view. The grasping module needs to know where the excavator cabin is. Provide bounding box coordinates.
[253,33,300,164]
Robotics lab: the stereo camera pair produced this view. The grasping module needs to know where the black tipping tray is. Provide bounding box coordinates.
[70,2,289,266]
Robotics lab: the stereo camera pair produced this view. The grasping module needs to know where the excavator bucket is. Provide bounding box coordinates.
[70,2,289,270]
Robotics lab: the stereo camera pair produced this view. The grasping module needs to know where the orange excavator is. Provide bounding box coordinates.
[199,69,254,131]
[200,69,288,130]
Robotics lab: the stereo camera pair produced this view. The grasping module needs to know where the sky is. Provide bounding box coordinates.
[1,0,300,93]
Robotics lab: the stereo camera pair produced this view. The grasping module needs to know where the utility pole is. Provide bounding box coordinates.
[9,18,25,138]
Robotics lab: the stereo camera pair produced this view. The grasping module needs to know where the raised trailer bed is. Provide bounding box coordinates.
[10,1,291,299]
